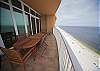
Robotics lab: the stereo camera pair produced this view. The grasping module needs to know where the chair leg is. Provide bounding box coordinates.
[41,46,47,57]
[44,41,48,46]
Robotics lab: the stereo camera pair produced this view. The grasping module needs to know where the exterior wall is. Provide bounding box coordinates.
[46,15,56,33]
[41,15,47,32]
[41,15,56,33]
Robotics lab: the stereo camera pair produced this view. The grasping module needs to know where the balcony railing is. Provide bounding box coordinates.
[53,27,76,71]
[53,27,100,71]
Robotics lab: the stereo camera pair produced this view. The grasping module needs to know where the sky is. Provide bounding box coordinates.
[99,0,100,27]
[55,0,99,27]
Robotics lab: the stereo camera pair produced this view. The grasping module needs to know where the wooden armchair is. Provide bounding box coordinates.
[0,47,27,71]
[37,33,48,56]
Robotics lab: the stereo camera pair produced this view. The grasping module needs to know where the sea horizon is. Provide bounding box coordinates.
[59,26,100,51]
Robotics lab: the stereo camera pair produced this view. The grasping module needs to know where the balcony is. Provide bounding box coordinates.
[0,0,100,71]
[1,27,100,71]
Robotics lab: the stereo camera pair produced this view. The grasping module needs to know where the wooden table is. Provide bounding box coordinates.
[11,32,45,62]
[13,36,41,62]
[22,33,45,48]
[21,38,40,48]
[13,33,45,49]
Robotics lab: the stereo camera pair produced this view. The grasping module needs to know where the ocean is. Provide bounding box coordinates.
[60,26,100,51]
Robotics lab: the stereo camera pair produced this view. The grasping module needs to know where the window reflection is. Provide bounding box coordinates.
[25,13,32,35]
[2,0,8,3]
[31,9,35,16]
[0,2,16,48]
[0,6,14,33]
[40,19,41,32]
[31,17,36,34]
[13,8,25,35]
[24,5,29,13]
[11,0,22,9]
[0,0,41,48]
[36,19,40,33]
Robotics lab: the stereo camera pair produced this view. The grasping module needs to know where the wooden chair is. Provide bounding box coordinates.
[37,33,48,56]
[0,47,27,71]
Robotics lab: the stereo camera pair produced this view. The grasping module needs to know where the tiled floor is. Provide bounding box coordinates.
[1,33,59,71]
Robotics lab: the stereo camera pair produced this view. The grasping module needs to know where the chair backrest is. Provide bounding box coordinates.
[0,47,23,64]
[41,33,48,43]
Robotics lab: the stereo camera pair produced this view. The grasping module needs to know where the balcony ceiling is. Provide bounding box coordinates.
[23,0,61,15]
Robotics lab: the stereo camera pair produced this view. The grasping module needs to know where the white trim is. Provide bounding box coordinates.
[19,0,41,15]
[29,8,33,35]
[30,7,40,15]
[12,5,22,11]
[0,35,5,48]
[9,0,18,35]
[22,1,30,9]
[31,14,40,19]
[1,0,40,18]
[0,0,9,5]
[24,11,30,14]
[39,19,40,32]
[39,19,41,32]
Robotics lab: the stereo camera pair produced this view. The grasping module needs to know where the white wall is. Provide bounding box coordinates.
[56,0,98,27]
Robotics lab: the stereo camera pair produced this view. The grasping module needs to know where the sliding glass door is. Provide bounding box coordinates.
[25,13,32,35]
[13,8,25,35]
[36,19,40,33]
[0,2,16,48]
[31,17,36,34]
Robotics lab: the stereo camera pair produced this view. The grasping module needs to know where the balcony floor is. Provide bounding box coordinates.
[1,33,59,71]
